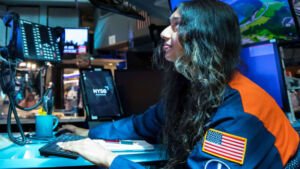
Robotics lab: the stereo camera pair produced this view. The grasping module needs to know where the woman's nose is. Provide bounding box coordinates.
[160,25,172,40]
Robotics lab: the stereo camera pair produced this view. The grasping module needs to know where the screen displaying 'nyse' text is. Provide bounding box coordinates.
[82,70,121,119]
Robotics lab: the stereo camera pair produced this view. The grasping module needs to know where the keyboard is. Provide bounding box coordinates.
[39,134,85,159]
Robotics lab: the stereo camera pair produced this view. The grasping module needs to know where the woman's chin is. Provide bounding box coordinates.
[164,55,176,62]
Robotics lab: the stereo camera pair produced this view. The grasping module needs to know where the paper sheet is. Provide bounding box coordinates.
[93,139,154,152]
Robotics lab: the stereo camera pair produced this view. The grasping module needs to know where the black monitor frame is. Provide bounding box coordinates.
[80,68,123,121]
[290,0,300,39]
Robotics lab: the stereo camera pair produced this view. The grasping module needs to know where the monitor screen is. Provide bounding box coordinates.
[220,0,299,44]
[238,41,289,111]
[18,19,61,62]
[168,0,299,45]
[63,28,88,55]
[80,69,122,120]
[168,0,191,11]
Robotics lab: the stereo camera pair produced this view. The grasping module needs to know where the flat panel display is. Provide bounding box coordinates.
[221,0,299,44]
[239,41,289,111]
[169,0,299,44]
[80,69,122,120]
[63,28,88,55]
[18,19,61,62]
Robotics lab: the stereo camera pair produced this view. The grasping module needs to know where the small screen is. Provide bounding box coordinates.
[239,41,288,111]
[63,28,88,54]
[81,69,121,120]
[19,19,61,62]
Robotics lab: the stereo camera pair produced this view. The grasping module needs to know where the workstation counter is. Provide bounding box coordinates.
[0,133,167,169]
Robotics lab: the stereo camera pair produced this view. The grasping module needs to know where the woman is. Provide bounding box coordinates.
[58,0,299,168]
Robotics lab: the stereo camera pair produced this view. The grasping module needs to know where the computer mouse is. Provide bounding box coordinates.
[55,129,73,137]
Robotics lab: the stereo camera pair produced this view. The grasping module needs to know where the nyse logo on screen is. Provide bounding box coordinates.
[93,86,109,96]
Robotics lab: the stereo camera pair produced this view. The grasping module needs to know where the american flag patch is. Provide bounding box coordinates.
[202,129,247,165]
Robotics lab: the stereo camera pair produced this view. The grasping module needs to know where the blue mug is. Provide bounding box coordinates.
[35,115,59,138]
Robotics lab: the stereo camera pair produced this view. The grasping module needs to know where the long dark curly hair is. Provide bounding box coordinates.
[153,0,241,168]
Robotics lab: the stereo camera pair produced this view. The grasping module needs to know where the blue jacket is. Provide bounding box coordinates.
[89,72,299,169]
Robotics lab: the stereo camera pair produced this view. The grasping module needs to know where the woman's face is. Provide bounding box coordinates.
[160,9,184,62]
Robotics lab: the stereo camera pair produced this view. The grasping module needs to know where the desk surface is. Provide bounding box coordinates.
[0,134,167,169]
[0,117,85,125]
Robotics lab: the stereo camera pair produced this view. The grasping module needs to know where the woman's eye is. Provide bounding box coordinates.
[170,18,181,31]
[173,24,179,32]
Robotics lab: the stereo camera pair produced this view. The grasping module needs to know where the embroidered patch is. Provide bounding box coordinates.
[204,159,231,169]
[202,129,247,165]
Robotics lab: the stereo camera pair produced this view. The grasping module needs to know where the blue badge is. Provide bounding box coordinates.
[204,159,231,169]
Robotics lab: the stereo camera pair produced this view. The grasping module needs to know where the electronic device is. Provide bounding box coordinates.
[168,0,300,45]
[168,0,191,11]
[220,0,299,44]
[63,28,89,57]
[80,68,122,120]
[17,19,61,62]
[114,70,163,115]
[39,134,85,159]
[0,12,62,146]
[238,40,290,112]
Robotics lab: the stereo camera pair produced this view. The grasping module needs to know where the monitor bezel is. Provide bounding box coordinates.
[288,0,300,41]
[80,68,123,121]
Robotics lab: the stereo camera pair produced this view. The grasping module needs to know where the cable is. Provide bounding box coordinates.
[15,88,50,111]
[0,61,53,145]
[6,88,52,145]
[6,94,28,145]
[1,11,61,146]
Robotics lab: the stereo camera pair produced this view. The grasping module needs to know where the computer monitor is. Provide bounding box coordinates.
[80,69,122,120]
[17,19,61,62]
[168,0,300,45]
[168,0,191,11]
[220,0,299,44]
[63,28,88,57]
[238,40,290,112]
